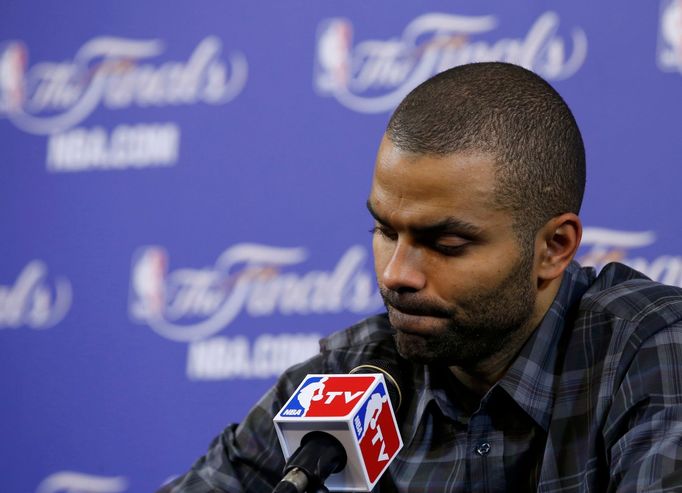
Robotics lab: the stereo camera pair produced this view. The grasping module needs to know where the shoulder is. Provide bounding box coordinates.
[568,262,682,383]
[276,314,396,384]
[320,313,393,351]
[265,314,400,408]
[579,262,682,326]
[317,313,401,374]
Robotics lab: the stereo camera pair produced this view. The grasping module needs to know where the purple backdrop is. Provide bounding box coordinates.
[2,1,682,491]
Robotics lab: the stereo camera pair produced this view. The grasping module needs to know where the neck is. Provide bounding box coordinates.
[449,273,564,396]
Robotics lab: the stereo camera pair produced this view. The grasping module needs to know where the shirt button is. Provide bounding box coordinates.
[475,442,491,456]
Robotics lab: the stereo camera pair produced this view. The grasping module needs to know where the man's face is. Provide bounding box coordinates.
[368,137,538,369]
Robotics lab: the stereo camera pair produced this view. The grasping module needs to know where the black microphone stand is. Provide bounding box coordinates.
[272,431,347,493]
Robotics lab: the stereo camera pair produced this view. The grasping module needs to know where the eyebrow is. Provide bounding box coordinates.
[366,199,483,238]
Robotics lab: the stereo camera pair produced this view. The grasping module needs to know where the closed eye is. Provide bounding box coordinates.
[369,225,398,241]
[431,241,469,256]
[371,226,471,256]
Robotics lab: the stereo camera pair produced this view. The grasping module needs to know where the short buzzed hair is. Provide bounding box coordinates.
[386,62,585,247]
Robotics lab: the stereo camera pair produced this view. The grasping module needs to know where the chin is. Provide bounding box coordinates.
[393,329,502,368]
[394,331,452,365]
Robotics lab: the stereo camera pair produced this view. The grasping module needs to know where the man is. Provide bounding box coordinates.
[165,63,682,492]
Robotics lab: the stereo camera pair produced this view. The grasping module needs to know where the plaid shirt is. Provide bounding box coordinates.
[164,262,682,492]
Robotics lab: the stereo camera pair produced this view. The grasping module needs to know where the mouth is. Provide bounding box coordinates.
[387,305,448,335]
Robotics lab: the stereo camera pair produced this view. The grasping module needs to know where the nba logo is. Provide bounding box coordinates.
[353,382,402,484]
[657,0,682,72]
[0,41,27,114]
[129,246,168,321]
[314,18,353,94]
[279,375,376,418]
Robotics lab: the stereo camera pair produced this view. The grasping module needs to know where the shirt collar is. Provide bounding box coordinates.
[497,261,594,431]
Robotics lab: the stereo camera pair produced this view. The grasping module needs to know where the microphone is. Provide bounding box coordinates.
[272,361,404,493]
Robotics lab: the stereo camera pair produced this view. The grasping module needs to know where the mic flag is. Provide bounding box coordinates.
[273,373,403,492]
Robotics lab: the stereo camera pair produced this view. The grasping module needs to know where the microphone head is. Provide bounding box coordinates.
[349,359,404,412]
[274,366,404,491]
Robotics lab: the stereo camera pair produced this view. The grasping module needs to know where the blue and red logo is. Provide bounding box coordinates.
[353,382,401,483]
[279,375,375,418]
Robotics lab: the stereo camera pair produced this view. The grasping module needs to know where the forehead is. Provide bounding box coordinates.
[369,137,504,226]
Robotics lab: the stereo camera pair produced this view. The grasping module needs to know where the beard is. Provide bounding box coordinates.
[381,252,537,370]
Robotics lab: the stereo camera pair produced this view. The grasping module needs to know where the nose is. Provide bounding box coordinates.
[381,240,426,292]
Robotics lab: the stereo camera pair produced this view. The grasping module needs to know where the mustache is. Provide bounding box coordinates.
[380,287,453,318]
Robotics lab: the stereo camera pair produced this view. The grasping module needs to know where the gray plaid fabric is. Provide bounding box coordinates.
[163,262,682,492]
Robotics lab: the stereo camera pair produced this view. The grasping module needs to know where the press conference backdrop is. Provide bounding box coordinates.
[1,1,681,491]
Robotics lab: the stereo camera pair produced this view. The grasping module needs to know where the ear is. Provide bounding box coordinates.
[535,212,582,282]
